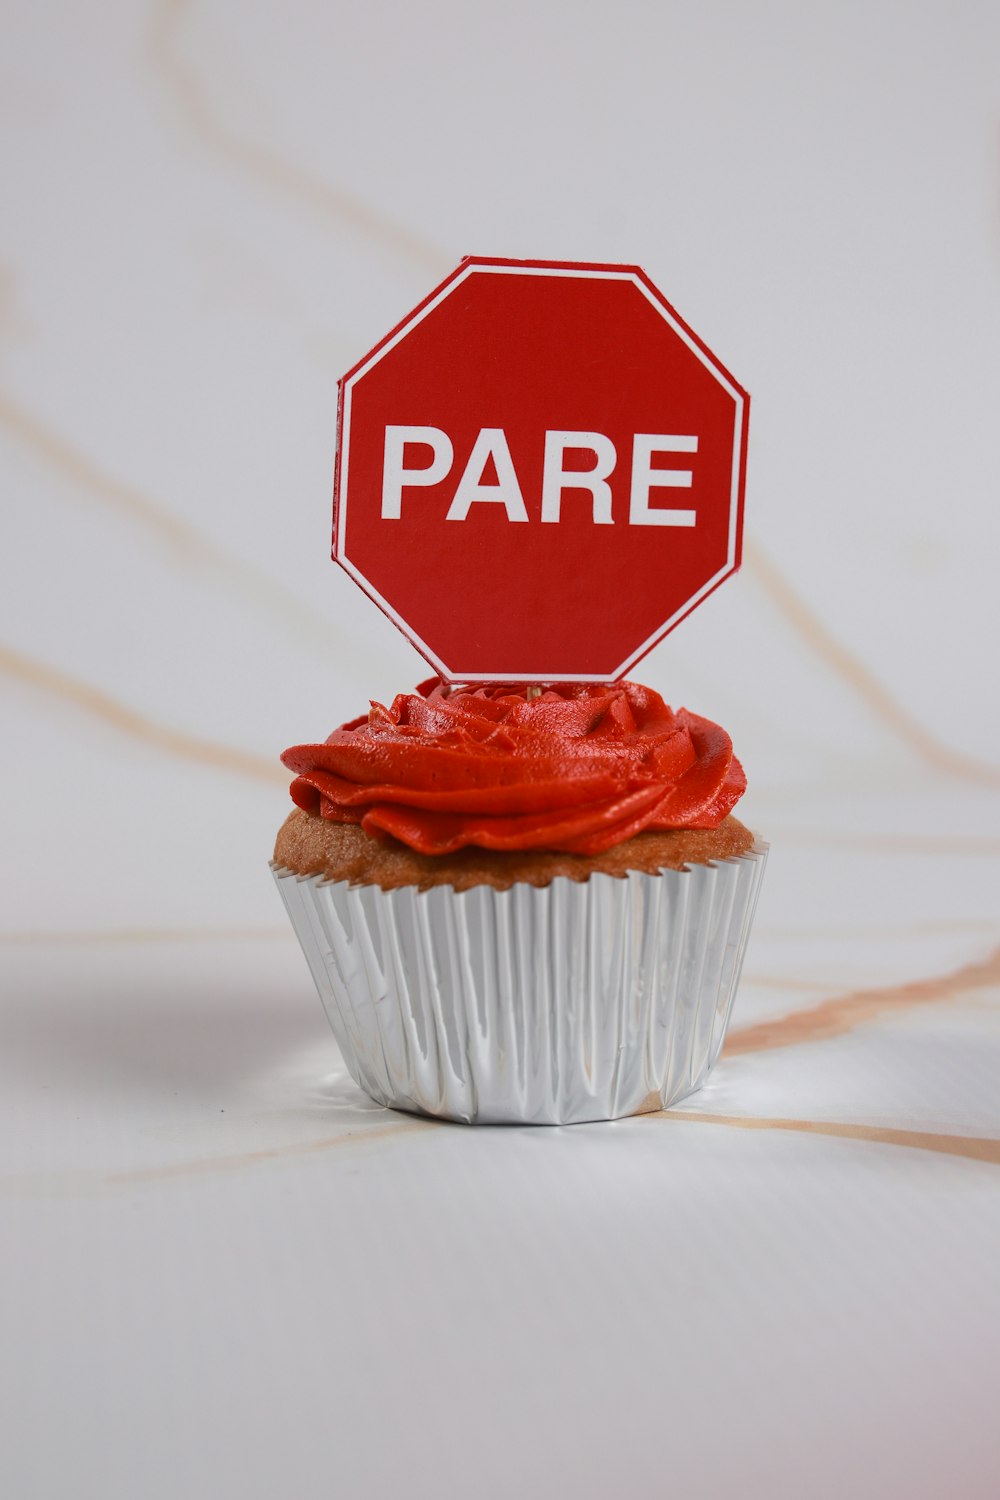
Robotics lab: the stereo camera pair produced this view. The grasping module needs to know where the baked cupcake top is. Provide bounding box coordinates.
[281,678,745,857]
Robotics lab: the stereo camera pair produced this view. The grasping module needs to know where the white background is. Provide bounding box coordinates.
[3,4,999,1497]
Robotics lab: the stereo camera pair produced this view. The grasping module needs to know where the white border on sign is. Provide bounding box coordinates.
[337,264,744,683]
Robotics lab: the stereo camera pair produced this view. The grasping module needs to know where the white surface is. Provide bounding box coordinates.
[4,915,1000,1500]
[3,3,1000,1496]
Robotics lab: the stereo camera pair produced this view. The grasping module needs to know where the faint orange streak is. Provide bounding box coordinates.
[150,0,449,277]
[108,1116,431,1186]
[1,390,199,554]
[725,943,1000,1057]
[2,1116,433,1196]
[653,1111,1000,1167]
[740,974,836,992]
[0,643,283,784]
[0,389,338,650]
[745,540,1000,784]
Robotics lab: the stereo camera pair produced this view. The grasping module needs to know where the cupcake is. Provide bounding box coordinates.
[273,678,766,1125]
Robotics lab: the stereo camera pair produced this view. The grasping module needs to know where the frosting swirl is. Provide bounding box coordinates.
[281,681,743,858]
[282,679,745,857]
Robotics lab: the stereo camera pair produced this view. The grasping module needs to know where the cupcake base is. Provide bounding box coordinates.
[273,840,767,1126]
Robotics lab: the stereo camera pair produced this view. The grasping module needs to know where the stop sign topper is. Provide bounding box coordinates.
[333,256,748,684]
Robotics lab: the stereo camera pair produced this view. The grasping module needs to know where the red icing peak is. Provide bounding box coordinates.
[281,678,745,857]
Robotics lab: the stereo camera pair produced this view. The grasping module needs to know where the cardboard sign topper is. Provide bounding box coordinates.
[333,257,748,683]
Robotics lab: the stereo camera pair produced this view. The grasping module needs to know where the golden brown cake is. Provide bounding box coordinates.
[275,807,755,893]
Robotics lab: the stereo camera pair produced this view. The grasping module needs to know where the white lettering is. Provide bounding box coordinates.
[446,428,529,522]
[628,434,698,526]
[381,426,454,518]
[381,426,702,526]
[540,431,616,524]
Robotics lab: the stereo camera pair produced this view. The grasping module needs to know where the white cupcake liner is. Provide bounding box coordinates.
[272,841,767,1126]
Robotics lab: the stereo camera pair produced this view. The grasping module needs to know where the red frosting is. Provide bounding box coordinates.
[282,679,745,857]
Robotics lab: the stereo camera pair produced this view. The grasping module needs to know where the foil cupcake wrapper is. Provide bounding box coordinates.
[273,842,767,1126]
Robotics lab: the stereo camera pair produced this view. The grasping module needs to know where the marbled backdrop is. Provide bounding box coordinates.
[2,4,999,1498]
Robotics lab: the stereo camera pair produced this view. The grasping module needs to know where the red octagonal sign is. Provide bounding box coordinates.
[334,257,748,683]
